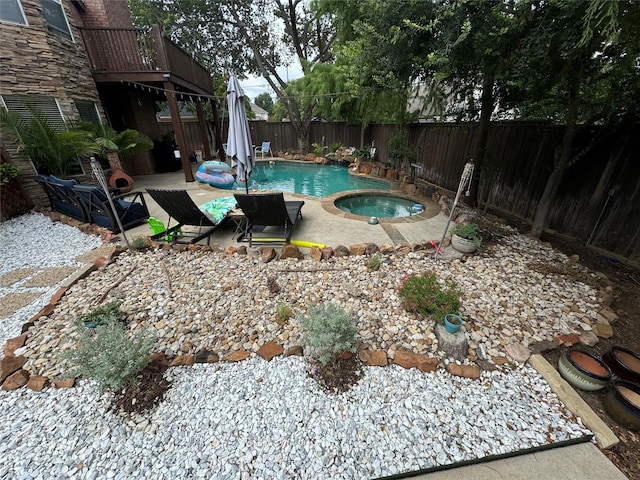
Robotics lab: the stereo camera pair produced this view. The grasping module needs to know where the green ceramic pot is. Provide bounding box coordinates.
[558,349,611,391]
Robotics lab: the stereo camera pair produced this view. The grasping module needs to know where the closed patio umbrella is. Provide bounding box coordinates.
[226,75,254,193]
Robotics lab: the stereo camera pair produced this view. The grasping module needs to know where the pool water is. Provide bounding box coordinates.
[247,162,389,197]
[335,195,424,218]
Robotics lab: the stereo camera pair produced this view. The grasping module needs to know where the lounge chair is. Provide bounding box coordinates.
[35,175,89,223]
[146,188,230,245]
[234,192,304,246]
[254,141,273,159]
[72,184,150,233]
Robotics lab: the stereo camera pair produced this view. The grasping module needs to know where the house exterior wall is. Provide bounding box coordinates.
[1,0,105,207]
[78,0,134,28]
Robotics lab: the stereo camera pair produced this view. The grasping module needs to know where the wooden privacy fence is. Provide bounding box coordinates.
[178,120,639,262]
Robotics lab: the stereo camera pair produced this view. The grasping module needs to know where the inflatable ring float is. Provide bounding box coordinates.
[196,161,235,189]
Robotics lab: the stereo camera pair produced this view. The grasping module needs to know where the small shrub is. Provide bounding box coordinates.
[130,235,150,250]
[330,142,342,153]
[398,271,463,324]
[299,303,358,365]
[367,253,382,271]
[63,315,156,391]
[450,223,481,245]
[77,300,123,327]
[275,302,293,325]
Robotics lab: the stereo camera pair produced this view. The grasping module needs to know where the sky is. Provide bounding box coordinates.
[239,63,304,102]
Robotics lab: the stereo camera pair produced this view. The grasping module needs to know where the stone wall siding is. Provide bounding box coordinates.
[0,0,104,208]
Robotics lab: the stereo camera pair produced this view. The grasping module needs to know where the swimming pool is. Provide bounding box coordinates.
[246,161,389,197]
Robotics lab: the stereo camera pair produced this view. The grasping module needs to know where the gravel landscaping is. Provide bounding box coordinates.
[0,212,597,479]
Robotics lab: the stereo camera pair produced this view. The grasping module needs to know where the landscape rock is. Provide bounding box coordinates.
[0,355,27,383]
[261,247,278,263]
[52,378,75,388]
[333,245,350,257]
[309,246,322,261]
[3,333,28,356]
[285,346,304,357]
[593,322,614,338]
[505,343,531,363]
[448,364,481,379]
[225,350,250,362]
[257,342,284,361]
[349,244,367,256]
[358,349,388,366]
[278,244,302,260]
[170,355,195,367]
[2,369,30,390]
[194,349,219,363]
[579,331,600,347]
[393,351,438,372]
[26,376,49,391]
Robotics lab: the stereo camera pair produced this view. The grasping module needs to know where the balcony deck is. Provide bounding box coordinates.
[79,26,213,96]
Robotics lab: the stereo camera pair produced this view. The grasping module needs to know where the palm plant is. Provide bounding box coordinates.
[0,106,98,177]
[79,123,154,161]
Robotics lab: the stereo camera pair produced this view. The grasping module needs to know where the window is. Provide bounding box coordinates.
[0,0,27,25]
[74,99,101,125]
[39,0,72,41]
[1,95,84,174]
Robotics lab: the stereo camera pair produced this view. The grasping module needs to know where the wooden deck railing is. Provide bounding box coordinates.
[79,25,212,93]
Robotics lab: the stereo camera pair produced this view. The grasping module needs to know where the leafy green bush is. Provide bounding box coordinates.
[398,271,463,323]
[63,312,156,391]
[330,142,342,153]
[450,223,481,245]
[299,303,358,365]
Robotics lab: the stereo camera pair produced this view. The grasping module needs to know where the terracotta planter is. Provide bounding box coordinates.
[106,150,134,193]
[558,349,612,391]
[604,381,640,431]
[451,234,478,254]
[603,346,640,383]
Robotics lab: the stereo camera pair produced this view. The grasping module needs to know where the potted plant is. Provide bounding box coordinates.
[450,223,481,253]
[81,123,153,192]
[444,313,464,334]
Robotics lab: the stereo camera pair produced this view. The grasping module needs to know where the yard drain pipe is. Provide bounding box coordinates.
[434,161,475,260]
[375,434,593,480]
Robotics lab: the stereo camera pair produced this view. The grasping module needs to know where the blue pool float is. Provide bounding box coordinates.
[196,161,235,189]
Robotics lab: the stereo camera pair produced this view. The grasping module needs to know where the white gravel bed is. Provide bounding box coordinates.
[0,356,590,480]
[0,213,102,349]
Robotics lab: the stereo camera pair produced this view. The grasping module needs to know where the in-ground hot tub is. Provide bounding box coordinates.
[334,192,438,219]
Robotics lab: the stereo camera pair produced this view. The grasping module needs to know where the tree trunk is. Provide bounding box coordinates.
[530,70,581,238]
[468,70,495,207]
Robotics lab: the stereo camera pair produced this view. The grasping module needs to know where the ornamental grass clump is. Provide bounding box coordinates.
[63,306,156,392]
[299,302,358,365]
[398,271,463,324]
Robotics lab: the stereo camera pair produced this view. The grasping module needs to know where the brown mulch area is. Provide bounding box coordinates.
[538,233,640,480]
[111,358,171,415]
[309,355,364,395]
